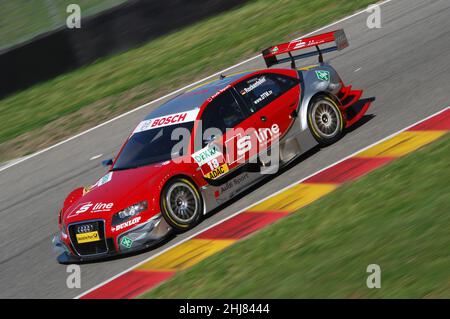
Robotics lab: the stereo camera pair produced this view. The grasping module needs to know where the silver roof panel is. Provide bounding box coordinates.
[144,71,253,119]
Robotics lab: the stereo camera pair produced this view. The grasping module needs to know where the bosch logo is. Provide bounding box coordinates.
[76,224,94,233]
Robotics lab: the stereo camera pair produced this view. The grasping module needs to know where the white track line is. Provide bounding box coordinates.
[89,154,103,161]
[0,0,394,174]
[75,106,449,299]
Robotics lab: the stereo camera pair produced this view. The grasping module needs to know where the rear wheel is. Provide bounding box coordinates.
[160,178,203,232]
[308,96,344,146]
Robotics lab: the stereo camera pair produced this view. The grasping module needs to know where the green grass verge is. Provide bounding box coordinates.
[0,0,125,49]
[141,134,450,298]
[0,0,376,151]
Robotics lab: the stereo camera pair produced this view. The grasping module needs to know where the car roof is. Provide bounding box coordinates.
[144,71,254,119]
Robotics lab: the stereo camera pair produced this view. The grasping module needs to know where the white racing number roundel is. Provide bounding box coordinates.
[192,144,229,180]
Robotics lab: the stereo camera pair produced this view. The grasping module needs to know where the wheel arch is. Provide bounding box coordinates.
[305,92,345,146]
[160,174,206,216]
[299,91,342,131]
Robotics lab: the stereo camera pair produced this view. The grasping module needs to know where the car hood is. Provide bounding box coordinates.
[62,163,168,223]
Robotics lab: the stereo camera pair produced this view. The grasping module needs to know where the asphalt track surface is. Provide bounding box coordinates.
[0,0,449,298]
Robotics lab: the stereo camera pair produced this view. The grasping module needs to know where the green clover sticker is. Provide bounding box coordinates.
[120,236,133,249]
[315,70,330,82]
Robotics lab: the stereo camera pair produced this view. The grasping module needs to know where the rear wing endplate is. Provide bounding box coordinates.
[262,29,349,68]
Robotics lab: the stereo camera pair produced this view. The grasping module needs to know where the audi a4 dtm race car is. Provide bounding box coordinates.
[53,30,373,263]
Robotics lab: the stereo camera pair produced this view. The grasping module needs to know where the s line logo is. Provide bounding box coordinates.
[237,135,252,157]
[225,124,280,164]
[225,133,250,165]
[67,202,114,218]
[76,203,93,214]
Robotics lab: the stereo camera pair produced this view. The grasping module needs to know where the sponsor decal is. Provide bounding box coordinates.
[315,70,330,82]
[76,231,100,244]
[207,85,231,102]
[240,76,266,96]
[253,90,273,105]
[133,109,199,134]
[112,216,142,232]
[74,202,93,215]
[192,144,222,166]
[68,201,114,218]
[292,39,324,50]
[292,40,306,49]
[204,163,229,180]
[94,172,113,188]
[214,173,251,203]
[255,124,280,143]
[91,202,114,213]
[220,173,250,193]
[120,236,133,249]
[225,124,280,165]
[271,46,279,54]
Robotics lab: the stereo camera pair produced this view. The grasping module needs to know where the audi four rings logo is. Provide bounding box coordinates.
[77,224,94,233]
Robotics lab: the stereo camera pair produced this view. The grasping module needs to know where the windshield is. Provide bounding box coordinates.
[113,122,193,170]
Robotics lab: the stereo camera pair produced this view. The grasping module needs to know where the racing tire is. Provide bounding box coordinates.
[160,177,203,233]
[307,95,344,146]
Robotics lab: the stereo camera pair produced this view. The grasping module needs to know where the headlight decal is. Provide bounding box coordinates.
[111,201,148,227]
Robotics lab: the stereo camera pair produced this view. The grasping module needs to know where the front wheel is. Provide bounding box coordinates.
[160,178,203,233]
[308,96,344,146]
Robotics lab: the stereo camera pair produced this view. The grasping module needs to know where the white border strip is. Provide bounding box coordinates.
[75,106,449,299]
[0,0,394,174]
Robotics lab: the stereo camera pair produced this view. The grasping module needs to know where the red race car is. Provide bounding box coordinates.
[53,30,372,263]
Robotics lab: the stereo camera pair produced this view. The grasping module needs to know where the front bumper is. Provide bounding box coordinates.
[53,214,172,264]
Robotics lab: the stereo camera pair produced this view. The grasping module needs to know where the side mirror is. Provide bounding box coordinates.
[102,159,113,167]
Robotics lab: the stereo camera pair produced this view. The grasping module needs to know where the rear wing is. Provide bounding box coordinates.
[262,29,349,68]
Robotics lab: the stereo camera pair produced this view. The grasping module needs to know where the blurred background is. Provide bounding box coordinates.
[2,0,372,166]
[0,0,254,163]
[0,0,125,50]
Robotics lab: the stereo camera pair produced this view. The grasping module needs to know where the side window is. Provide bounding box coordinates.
[201,90,246,144]
[235,73,298,113]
